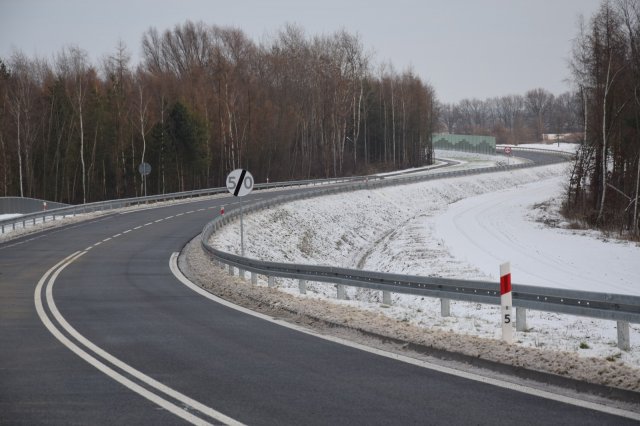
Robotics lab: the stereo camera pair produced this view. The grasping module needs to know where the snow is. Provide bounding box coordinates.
[434,177,640,294]
[210,152,640,368]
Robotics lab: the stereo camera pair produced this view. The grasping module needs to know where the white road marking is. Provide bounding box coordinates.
[144,222,153,226]
[169,253,640,422]
[93,242,102,247]
[102,237,112,242]
[123,230,131,234]
[134,226,142,230]
[34,252,244,426]
[154,219,163,223]
[176,213,184,217]
[186,211,195,214]
[113,233,122,238]
[165,216,174,220]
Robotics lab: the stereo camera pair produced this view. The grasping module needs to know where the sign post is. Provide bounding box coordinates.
[138,162,152,196]
[226,169,254,257]
[500,262,514,344]
[503,146,512,165]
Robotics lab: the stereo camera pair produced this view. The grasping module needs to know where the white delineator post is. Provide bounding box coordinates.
[500,262,514,344]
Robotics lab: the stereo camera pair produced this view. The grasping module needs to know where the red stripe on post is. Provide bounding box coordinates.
[500,273,511,295]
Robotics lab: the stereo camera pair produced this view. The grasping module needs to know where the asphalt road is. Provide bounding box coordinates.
[1,153,637,425]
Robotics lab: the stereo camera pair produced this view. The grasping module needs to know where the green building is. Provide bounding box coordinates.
[432,133,496,154]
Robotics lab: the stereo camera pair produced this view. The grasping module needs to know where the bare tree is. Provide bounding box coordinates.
[525,88,554,141]
[57,46,91,203]
[6,51,38,197]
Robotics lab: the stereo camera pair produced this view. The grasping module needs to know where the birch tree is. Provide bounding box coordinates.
[57,46,90,204]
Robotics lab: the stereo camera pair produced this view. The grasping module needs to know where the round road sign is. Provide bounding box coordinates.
[504,146,512,155]
[226,169,254,197]
[138,162,152,176]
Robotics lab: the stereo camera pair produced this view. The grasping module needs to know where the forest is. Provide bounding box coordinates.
[0,23,437,204]
[566,0,640,237]
[438,89,583,145]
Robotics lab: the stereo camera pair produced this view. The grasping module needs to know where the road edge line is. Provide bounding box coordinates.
[170,252,640,421]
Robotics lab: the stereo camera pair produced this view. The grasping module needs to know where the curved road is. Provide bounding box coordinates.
[1,153,637,425]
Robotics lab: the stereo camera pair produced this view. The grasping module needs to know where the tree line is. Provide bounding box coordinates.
[438,89,583,144]
[567,0,640,238]
[0,22,437,204]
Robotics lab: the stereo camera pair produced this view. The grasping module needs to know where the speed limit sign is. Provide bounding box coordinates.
[504,146,512,155]
[226,169,254,197]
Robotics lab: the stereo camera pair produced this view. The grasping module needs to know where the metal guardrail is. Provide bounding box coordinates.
[0,196,69,214]
[496,144,577,159]
[2,145,568,235]
[0,147,552,235]
[201,150,638,350]
[0,175,363,235]
[201,242,640,325]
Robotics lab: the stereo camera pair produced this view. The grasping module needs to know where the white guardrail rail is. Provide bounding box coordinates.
[200,148,638,351]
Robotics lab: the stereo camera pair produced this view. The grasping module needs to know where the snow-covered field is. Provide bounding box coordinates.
[211,151,640,368]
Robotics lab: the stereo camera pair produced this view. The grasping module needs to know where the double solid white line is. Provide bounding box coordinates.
[34,251,244,426]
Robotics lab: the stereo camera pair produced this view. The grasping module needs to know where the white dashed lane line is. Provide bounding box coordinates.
[84,205,215,248]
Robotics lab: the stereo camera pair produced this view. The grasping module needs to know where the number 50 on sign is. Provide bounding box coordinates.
[226,169,254,197]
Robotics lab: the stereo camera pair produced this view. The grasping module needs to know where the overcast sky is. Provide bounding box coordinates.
[1,0,602,103]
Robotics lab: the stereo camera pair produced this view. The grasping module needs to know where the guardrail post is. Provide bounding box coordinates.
[382,291,391,305]
[239,269,245,279]
[516,307,527,332]
[299,279,307,295]
[440,298,450,317]
[617,321,630,351]
[251,272,257,286]
[500,262,514,344]
[228,264,234,276]
[337,284,346,300]
[268,276,275,288]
